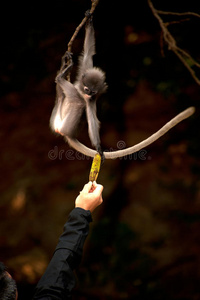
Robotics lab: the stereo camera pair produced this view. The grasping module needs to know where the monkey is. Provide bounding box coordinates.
[50,17,195,160]
[50,18,107,158]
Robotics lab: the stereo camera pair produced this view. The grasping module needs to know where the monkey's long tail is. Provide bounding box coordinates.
[67,106,195,159]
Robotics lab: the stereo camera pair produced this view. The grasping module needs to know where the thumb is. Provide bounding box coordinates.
[81,181,93,193]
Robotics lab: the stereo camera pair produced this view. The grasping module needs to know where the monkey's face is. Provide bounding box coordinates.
[81,68,107,100]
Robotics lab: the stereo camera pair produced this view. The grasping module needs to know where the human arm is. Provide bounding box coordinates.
[33,181,103,300]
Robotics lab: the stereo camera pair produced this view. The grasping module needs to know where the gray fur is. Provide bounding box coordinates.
[50,20,107,153]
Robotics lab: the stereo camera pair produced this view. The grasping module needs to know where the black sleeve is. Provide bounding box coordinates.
[33,207,92,300]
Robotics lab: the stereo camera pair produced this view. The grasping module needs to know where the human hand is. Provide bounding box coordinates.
[75,181,103,213]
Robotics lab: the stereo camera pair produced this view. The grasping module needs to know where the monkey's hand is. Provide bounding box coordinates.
[97,146,105,165]
[85,10,93,26]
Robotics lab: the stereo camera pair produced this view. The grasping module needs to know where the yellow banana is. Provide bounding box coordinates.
[89,153,101,182]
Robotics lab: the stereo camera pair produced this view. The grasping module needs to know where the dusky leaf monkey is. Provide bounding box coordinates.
[50,16,107,158]
[50,15,195,159]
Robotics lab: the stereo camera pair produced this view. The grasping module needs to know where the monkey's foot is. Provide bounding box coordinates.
[61,51,73,69]
[63,51,73,60]
[56,51,73,81]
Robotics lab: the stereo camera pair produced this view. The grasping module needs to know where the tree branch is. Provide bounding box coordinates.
[156,10,200,19]
[148,0,200,85]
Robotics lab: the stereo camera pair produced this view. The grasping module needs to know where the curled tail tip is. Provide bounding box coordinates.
[188,106,195,115]
[181,106,196,118]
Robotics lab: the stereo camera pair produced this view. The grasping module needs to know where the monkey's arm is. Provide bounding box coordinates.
[76,20,95,82]
[84,19,95,66]
[85,101,100,149]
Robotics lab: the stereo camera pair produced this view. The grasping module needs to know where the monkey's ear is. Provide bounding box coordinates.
[103,82,108,93]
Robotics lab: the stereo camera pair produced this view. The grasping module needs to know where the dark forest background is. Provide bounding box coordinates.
[0,1,200,299]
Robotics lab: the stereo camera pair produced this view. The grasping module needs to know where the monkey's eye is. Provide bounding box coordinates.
[84,87,90,95]
[91,90,97,96]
